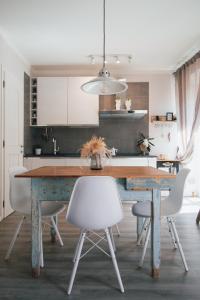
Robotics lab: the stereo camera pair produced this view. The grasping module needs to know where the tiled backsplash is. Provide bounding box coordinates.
[24,75,149,155]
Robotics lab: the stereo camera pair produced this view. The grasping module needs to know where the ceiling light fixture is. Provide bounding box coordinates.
[90,55,95,64]
[88,54,132,65]
[128,55,132,64]
[81,0,128,95]
[115,56,120,64]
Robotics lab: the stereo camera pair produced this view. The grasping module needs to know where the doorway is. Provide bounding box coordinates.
[0,66,24,219]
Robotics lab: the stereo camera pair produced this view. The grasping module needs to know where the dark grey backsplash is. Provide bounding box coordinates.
[28,117,148,155]
[24,74,149,155]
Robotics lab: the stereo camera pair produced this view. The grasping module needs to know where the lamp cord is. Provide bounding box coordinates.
[103,0,106,68]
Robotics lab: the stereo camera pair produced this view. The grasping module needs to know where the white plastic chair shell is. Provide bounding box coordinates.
[66,176,124,294]
[9,166,66,217]
[132,168,190,218]
[9,166,32,214]
[66,176,123,230]
[132,168,190,272]
[5,166,66,262]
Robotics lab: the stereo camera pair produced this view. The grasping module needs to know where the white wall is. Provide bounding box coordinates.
[0,34,30,91]
[0,33,30,221]
[124,73,177,159]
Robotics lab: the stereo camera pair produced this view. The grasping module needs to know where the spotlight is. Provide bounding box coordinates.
[128,55,132,64]
[90,55,95,64]
[115,56,120,64]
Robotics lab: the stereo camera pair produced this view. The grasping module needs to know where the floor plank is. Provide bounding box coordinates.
[0,200,200,300]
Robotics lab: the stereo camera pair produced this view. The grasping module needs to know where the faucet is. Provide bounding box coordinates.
[111,147,118,156]
[52,138,59,155]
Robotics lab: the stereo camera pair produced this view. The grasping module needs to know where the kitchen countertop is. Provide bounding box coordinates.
[24,153,157,158]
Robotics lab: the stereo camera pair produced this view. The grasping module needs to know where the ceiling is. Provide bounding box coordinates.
[0,0,200,72]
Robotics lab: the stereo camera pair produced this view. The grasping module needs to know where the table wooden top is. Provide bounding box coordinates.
[16,166,175,179]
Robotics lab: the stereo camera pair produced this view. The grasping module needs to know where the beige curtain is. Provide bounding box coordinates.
[174,52,200,163]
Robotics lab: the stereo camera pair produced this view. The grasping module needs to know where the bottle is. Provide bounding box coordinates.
[115,99,121,110]
[125,98,132,110]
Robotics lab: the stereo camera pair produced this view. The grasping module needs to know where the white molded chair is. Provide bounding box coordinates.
[132,168,190,271]
[66,176,124,294]
[5,167,66,266]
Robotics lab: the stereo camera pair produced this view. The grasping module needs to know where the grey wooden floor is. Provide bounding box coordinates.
[0,202,200,300]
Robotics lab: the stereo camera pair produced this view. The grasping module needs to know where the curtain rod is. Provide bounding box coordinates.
[174,50,200,74]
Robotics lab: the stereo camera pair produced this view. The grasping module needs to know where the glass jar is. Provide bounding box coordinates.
[90,154,102,170]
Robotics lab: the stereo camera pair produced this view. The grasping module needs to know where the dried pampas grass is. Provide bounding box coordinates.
[80,136,111,158]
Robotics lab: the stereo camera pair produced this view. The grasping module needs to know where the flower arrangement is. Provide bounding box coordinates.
[137,132,155,155]
[81,136,111,158]
[80,136,111,169]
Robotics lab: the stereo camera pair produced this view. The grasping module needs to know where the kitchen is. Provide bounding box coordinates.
[0,0,200,299]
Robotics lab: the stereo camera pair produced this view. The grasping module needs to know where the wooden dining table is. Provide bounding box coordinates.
[16,166,175,279]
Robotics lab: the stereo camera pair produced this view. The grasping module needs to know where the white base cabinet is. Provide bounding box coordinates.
[24,157,156,170]
[110,157,156,167]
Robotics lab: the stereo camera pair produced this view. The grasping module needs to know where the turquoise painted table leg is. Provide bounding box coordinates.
[151,188,161,278]
[31,179,42,278]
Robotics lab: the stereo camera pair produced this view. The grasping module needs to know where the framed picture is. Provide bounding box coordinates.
[166,112,173,121]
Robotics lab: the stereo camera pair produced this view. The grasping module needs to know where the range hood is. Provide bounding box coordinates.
[99,110,148,119]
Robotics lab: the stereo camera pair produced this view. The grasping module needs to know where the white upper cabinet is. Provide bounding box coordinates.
[37,77,68,126]
[36,77,99,126]
[67,77,99,126]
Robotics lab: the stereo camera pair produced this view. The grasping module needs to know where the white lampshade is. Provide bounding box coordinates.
[81,76,128,95]
[81,66,128,95]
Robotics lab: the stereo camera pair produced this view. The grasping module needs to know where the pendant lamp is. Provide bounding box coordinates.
[81,0,128,95]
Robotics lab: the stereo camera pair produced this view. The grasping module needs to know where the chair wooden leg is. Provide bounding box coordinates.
[67,232,86,295]
[51,216,63,247]
[170,218,188,272]
[105,228,124,293]
[139,221,151,268]
[5,216,25,261]
[167,217,177,249]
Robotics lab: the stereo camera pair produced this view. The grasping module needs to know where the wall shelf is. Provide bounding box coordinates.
[151,115,176,127]
[30,78,37,126]
[151,120,176,124]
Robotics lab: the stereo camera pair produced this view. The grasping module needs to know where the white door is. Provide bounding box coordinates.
[68,77,99,126]
[3,69,23,218]
[37,77,68,125]
[0,65,3,221]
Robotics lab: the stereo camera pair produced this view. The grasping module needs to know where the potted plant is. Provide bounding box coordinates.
[80,136,111,170]
[137,133,155,155]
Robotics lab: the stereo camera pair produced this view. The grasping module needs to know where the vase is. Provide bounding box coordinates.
[90,154,103,170]
[125,99,132,110]
[139,144,148,156]
[115,99,121,110]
